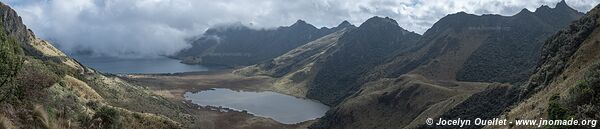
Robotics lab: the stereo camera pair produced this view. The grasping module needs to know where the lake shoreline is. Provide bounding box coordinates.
[183,88,329,124]
[122,69,319,128]
[123,69,312,101]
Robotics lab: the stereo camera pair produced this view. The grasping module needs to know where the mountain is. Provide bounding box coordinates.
[306,17,422,105]
[174,20,354,66]
[501,3,600,128]
[369,1,584,85]
[0,2,188,128]
[237,16,422,104]
[311,2,583,129]
[0,2,300,129]
[438,3,600,129]
[235,28,350,97]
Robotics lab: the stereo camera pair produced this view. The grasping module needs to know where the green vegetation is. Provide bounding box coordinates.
[308,17,421,105]
[564,62,600,119]
[545,95,572,129]
[93,106,122,129]
[569,62,600,106]
[0,25,23,102]
[0,10,181,128]
[547,95,570,120]
[545,61,600,129]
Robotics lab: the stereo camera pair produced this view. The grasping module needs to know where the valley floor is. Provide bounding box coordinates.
[123,69,312,129]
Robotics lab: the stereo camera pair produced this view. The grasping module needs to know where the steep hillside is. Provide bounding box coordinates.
[307,17,422,105]
[309,1,583,129]
[499,3,600,128]
[0,2,302,129]
[311,74,495,129]
[371,0,583,84]
[236,29,351,97]
[457,0,583,84]
[175,20,354,66]
[239,16,422,105]
[0,2,188,128]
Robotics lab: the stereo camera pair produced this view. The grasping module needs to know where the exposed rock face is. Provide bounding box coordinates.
[0,2,38,56]
[175,20,354,66]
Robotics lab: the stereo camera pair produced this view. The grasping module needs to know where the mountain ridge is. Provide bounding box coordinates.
[174,20,355,66]
[233,1,586,129]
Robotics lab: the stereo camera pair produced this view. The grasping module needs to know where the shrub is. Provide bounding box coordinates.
[571,62,600,105]
[93,106,122,129]
[547,61,600,128]
[546,95,573,129]
[0,25,23,102]
[547,95,569,120]
[14,59,62,100]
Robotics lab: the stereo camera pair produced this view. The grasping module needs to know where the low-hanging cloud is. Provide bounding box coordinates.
[1,0,598,58]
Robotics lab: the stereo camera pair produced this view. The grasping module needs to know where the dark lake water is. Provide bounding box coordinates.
[184,88,330,124]
[72,56,211,74]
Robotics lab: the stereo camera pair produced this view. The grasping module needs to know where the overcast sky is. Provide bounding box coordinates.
[1,0,599,58]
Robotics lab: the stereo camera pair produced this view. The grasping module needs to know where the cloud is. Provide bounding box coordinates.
[1,0,598,58]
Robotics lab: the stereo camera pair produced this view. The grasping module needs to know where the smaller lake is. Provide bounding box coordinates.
[184,88,330,124]
[72,56,212,74]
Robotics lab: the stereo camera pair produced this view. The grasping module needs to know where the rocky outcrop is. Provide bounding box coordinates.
[0,2,41,57]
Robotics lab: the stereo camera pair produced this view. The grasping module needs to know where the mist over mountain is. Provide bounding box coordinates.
[1,0,598,58]
[174,20,354,66]
[2,0,600,129]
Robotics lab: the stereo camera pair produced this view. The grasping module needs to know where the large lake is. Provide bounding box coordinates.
[73,56,211,74]
[184,88,330,124]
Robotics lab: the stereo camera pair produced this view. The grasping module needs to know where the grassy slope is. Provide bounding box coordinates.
[235,29,349,97]
[0,27,185,128]
[312,74,491,129]
[0,2,197,128]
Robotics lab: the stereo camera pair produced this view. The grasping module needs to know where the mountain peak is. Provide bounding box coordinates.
[360,16,399,28]
[337,20,353,28]
[556,0,568,8]
[290,19,317,29]
[536,5,552,12]
[291,19,312,27]
[554,0,578,12]
[519,8,532,14]
[534,0,577,13]
[294,19,307,25]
